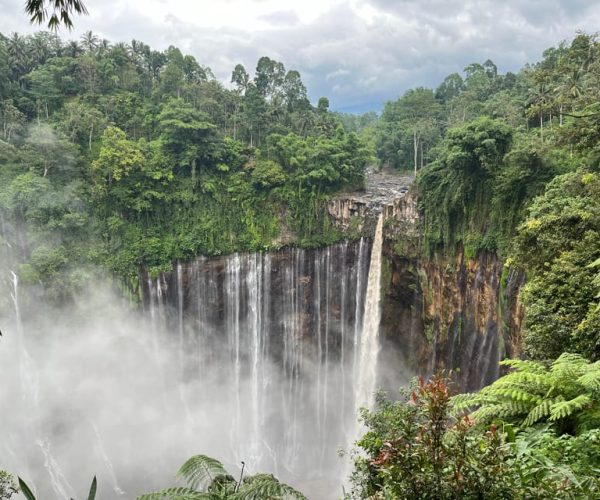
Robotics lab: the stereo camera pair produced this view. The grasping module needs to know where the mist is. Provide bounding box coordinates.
[0,238,412,500]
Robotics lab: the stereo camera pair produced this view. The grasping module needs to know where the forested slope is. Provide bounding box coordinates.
[0,31,371,303]
[374,32,600,362]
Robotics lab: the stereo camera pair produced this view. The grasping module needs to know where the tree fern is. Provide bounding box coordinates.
[230,474,306,500]
[578,369,600,391]
[522,399,556,427]
[549,395,592,421]
[452,352,600,434]
[138,487,216,500]
[177,455,231,491]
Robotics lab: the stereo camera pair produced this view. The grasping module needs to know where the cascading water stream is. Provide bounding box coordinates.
[142,240,381,497]
[3,232,397,499]
[354,213,384,412]
[342,213,385,489]
[6,271,75,499]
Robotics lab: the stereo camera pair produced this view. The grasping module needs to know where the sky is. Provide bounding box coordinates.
[1,0,600,113]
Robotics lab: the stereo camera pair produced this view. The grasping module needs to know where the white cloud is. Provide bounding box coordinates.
[1,0,600,112]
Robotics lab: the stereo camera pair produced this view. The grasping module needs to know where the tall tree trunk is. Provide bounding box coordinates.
[413,131,419,176]
[559,104,563,126]
[540,114,543,144]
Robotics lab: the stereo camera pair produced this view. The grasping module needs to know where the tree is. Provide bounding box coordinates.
[91,126,145,212]
[138,454,306,500]
[350,376,516,499]
[376,88,441,173]
[231,64,249,94]
[453,353,600,435]
[25,0,88,29]
[156,99,216,175]
[254,56,285,101]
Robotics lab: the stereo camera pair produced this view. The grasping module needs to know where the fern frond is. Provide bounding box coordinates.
[137,487,216,500]
[450,392,490,411]
[551,353,588,374]
[549,395,592,421]
[522,399,555,427]
[500,359,546,373]
[231,474,306,500]
[471,401,529,422]
[487,370,549,390]
[487,387,542,404]
[177,455,230,491]
[577,370,600,391]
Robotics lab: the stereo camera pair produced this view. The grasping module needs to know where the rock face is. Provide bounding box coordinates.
[328,169,525,391]
[328,169,415,234]
[380,245,524,391]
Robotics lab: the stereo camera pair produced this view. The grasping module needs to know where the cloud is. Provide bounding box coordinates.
[1,0,599,112]
[259,10,300,27]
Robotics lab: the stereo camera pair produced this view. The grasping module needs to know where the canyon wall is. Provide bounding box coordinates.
[329,182,525,391]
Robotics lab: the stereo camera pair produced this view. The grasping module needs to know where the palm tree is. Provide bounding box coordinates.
[64,40,83,58]
[25,0,88,29]
[80,30,99,52]
[6,33,31,86]
[138,455,306,500]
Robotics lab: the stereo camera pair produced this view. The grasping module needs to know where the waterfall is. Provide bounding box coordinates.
[2,234,396,500]
[142,240,380,498]
[5,271,76,499]
[354,213,384,411]
[342,214,385,488]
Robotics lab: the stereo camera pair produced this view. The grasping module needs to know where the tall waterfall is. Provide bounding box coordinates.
[1,234,397,499]
[5,271,76,499]
[354,213,384,411]
[143,239,384,497]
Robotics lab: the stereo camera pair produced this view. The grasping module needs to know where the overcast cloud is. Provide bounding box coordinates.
[1,0,599,112]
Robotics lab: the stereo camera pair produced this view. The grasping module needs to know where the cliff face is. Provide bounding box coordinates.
[329,176,525,391]
[380,243,525,391]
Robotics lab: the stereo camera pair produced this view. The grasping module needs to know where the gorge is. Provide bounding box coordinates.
[0,168,525,499]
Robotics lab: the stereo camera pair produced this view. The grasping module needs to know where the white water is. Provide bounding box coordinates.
[6,271,76,499]
[355,213,384,412]
[1,235,402,499]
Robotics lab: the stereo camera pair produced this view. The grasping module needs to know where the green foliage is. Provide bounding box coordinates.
[513,170,600,359]
[376,87,442,172]
[15,475,97,500]
[351,374,600,499]
[0,471,17,500]
[452,353,600,434]
[0,31,371,298]
[139,454,305,500]
[25,0,88,29]
[17,478,35,500]
[418,117,515,255]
